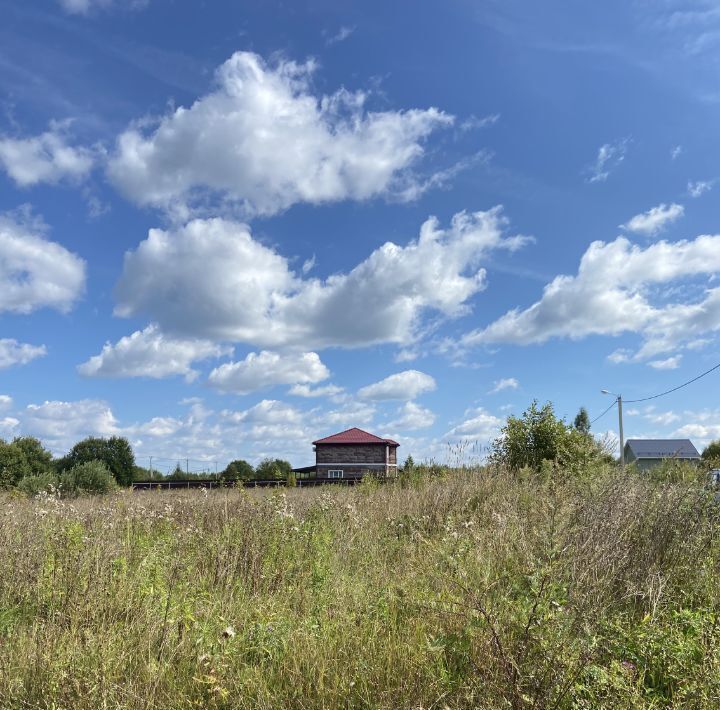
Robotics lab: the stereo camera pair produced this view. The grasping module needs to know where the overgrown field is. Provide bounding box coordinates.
[1,468,720,708]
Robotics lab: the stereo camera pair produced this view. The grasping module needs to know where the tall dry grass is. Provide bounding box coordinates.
[0,467,718,708]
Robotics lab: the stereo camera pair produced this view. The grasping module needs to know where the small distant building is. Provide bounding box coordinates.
[624,439,700,471]
[294,427,399,480]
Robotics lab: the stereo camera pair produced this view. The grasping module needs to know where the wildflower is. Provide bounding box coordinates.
[221,625,235,639]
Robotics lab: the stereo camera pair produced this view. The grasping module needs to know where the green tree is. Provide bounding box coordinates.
[12,436,53,476]
[403,454,415,472]
[256,458,292,480]
[222,459,254,480]
[0,441,32,488]
[63,437,135,486]
[491,400,603,475]
[702,440,720,462]
[573,407,591,435]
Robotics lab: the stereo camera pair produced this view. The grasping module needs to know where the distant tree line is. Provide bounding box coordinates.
[0,433,295,496]
[0,435,134,495]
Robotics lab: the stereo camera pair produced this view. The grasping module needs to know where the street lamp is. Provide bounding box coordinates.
[601,389,624,468]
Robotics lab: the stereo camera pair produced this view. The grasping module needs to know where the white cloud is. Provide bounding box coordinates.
[288,383,344,398]
[489,377,519,393]
[358,370,436,401]
[208,351,329,395]
[115,209,528,349]
[648,355,682,370]
[0,339,46,369]
[0,395,13,410]
[0,391,383,466]
[22,399,119,451]
[688,180,713,197]
[108,51,453,216]
[0,213,85,314]
[459,113,500,131]
[388,401,436,429]
[587,138,629,183]
[671,145,683,160]
[0,125,95,187]
[226,399,303,425]
[646,410,681,426]
[464,233,720,361]
[446,407,504,443]
[621,203,684,236]
[325,26,355,45]
[58,0,147,14]
[78,325,230,380]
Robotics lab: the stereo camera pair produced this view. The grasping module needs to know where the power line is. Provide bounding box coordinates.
[624,360,720,404]
[591,400,617,426]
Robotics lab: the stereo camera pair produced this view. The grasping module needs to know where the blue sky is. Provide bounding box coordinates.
[2,0,720,472]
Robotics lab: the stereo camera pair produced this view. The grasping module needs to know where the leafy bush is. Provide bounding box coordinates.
[62,436,135,486]
[17,472,59,496]
[60,460,117,496]
[491,400,606,476]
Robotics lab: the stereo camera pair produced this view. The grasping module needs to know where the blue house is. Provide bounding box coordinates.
[624,439,700,471]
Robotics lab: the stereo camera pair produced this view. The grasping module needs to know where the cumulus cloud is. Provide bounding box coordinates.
[78,325,230,380]
[0,339,47,369]
[288,383,344,398]
[388,401,436,429]
[621,203,684,236]
[108,51,453,216]
[0,125,95,187]
[358,370,436,401]
[489,377,519,393]
[587,138,629,183]
[0,395,13,410]
[445,407,504,443]
[463,233,720,361]
[115,209,528,349]
[22,399,119,451]
[648,355,683,370]
[208,351,330,395]
[0,214,85,314]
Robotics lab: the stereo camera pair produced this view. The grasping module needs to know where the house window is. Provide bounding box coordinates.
[328,469,344,479]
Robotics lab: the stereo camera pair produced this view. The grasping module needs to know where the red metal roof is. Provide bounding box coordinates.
[313,427,399,446]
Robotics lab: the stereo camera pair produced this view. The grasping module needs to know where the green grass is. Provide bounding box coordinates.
[1,467,719,708]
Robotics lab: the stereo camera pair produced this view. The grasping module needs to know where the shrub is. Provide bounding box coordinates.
[60,460,117,496]
[17,472,59,496]
[491,400,605,476]
[286,471,297,487]
[62,436,135,486]
[648,458,705,484]
[0,441,31,489]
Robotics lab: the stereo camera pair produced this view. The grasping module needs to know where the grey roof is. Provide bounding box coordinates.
[625,439,700,459]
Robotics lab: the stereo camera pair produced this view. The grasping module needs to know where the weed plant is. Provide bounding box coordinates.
[0,465,719,708]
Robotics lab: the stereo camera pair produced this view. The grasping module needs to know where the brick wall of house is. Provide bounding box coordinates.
[315,444,387,464]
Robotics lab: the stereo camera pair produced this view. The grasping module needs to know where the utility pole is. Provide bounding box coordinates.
[601,389,625,468]
[149,455,153,480]
[186,458,189,477]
